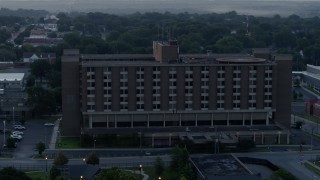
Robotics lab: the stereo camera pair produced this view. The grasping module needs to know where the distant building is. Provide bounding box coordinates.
[293,64,320,94]
[61,41,292,145]
[23,37,63,47]
[0,73,31,120]
[23,52,56,64]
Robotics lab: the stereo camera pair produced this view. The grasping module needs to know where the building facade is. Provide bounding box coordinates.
[62,41,292,141]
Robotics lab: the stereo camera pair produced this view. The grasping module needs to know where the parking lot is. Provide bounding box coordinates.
[0,119,55,158]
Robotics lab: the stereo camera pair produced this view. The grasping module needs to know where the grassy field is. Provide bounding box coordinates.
[25,171,46,180]
[56,137,81,148]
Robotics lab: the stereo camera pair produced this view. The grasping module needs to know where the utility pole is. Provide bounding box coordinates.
[12,106,15,125]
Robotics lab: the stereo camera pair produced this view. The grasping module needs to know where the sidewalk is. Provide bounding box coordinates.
[49,119,60,149]
[126,169,149,180]
[301,86,320,99]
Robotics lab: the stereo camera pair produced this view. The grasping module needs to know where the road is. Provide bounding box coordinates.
[292,86,318,114]
[0,155,172,170]
[8,26,26,45]
[1,151,320,180]
[235,151,320,180]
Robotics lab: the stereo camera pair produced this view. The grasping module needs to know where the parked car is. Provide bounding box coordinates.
[44,123,55,126]
[11,131,24,135]
[10,134,22,141]
[14,125,26,130]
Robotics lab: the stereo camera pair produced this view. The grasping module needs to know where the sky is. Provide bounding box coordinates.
[0,0,319,17]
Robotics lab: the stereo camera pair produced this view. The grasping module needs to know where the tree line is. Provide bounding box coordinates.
[54,11,320,70]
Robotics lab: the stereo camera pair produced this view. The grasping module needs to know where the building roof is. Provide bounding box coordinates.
[23,52,56,59]
[0,73,24,81]
[68,164,100,180]
[307,64,320,71]
[190,154,251,178]
[274,54,292,61]
[216,57,266,63]
[79,53,276,67]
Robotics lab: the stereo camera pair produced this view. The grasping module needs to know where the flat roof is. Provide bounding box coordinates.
[307,64,320,71]
[217,57,266,63]
[0,73,24,81]
[190,154,251,177]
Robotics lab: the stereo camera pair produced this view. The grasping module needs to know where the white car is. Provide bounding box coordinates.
[12,131,24,135]
[44,123,55,126]
[14,125,26,130]
[10,134,22,140]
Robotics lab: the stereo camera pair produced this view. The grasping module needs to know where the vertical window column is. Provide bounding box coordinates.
[120,67,128,111]
[217,66,225,110]
[152,67,160,111]
[264,66,273,109]
[232,66,241,110]
[249,66,257,109]
[103,67,112,111]
[86,67,95,112]
[185,67,193,110]
[201,66,209,110]
[169,67,177,110]
[136,67,145,111]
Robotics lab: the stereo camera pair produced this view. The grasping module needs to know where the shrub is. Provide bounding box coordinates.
[53,151,68,165]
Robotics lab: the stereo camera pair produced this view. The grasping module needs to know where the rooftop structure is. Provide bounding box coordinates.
[190,154,261,180]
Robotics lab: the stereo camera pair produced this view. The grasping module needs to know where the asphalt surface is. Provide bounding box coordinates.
[0,120,54,159]
[235,151,320,180]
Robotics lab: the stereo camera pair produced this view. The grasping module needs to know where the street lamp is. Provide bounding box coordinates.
[139,164,142,180]
[3,120,5,148]
[83,158,86,164]
[94,139,96,149]
[45,156,48,180]
[139,131,142,149]
[158,177,162,180]
[12,106,14,125]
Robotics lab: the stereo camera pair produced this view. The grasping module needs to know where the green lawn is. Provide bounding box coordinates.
[143,167,157,180]
[304,162,320,175]
[25,171,46,180]
[297,114,320,125]
[56,137,81,148]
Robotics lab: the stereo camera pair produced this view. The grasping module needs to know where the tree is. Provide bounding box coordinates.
[0,167,31,180]
[36,141,46,155]
[214,36,243,53]
[30,60,51,83]
[154,156,164,177]
[0,48,17,61]
[171,145,189,171]
[6,138,16,148]
[170,145,194,180]
[53,151,68,165]
[49,166,61,180]
[27,86,57,116]
[94,167,137,180]
[85,151,100,165]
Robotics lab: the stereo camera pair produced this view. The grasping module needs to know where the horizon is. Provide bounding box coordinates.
[0,0,319,17]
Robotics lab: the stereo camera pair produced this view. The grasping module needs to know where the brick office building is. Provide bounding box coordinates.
[61,41,292,144]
